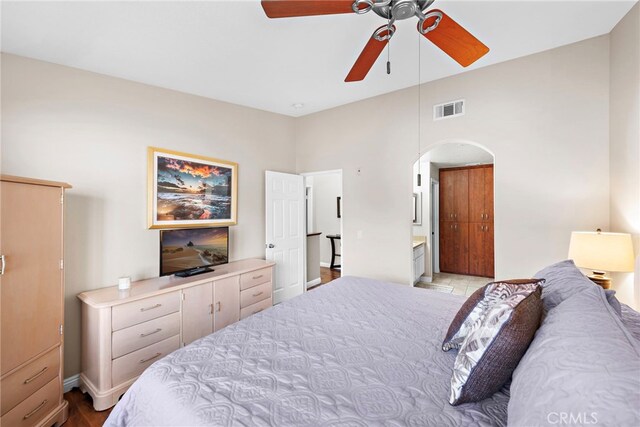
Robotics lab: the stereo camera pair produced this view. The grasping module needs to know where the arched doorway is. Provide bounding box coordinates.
[411,141,495,296]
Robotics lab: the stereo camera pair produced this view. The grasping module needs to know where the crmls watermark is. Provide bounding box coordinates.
[547,412,598,425]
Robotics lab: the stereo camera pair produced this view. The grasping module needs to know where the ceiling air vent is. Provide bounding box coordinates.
[433,99,465,121]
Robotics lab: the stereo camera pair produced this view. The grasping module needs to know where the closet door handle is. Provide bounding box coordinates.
[216,301,221,312]
[0,255,5,275]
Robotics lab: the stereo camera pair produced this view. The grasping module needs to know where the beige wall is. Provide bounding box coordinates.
[1,54,297,377]
[295,36,611,287]
[610,3,640,308]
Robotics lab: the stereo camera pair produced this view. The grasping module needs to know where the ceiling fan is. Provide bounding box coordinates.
[261,0,489,82]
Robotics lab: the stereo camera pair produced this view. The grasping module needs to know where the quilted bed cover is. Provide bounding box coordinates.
[105,276,513,426]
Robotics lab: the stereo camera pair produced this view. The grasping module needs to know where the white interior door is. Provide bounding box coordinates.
[266,171,305,304]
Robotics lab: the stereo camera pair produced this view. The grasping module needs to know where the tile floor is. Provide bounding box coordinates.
[415,273,494,297]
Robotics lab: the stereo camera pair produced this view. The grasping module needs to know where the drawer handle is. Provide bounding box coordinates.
[140,303,162,312]
[140,352,162,364]
[252,291,264,297]
[252,274,264,280]
[252,308,264,315]
[23,366,48,384]
[140,328,162,338]
[23,399,48,420]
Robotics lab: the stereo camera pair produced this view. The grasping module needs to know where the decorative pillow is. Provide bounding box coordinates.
[534,259,595,312]
[442,279,545,351]
[449,284,543,405]
[508,285,640,426]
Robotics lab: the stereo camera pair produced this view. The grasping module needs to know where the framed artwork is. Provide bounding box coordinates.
[148,147,238,229]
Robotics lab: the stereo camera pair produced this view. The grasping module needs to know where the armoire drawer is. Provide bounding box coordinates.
[240,281,271,309]
[240,268,271,290]
[112,292,180,331]
[112,335,179,386]
[1,347,60,416]
[112,312,181,359]
[240,297,272,320]
[1,376,59,427]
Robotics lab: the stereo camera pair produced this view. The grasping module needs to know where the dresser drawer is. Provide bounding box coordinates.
[112,312,180,359]
[240,267,271,291]
[240,281,271,309]
[112,292,180,331]
[1,376,59,427]
[240,297,272,320]
[1,347,59,416]
[112,335,179,386]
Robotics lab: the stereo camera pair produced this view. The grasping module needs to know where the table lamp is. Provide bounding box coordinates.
[568,229,635,289]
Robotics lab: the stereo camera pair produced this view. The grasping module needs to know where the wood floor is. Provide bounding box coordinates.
[320,266,341,284]
[63,388,112,427]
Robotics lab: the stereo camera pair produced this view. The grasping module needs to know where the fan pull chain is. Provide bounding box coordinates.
[417,30,422,186]
[387,17,391,75]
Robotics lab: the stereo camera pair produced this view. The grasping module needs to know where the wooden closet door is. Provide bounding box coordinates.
[468,168,485,223]
[452,223,469,274]
[483,166,494,222]
[439,221,454,272]
[439,170,455,221]
[468,223,485,276]
[453,170,469,222]
[1,182,63,375]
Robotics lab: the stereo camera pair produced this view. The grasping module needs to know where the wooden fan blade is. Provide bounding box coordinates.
[261,0,356,18]
[345,25,395,82]
[420,9,489,67]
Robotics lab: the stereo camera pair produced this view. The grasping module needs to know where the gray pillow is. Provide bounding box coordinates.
[449,285,542,405]
[508,285,640,426]
[534,259,594,311]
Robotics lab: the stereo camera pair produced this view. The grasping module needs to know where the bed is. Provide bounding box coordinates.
[105,272,640,426]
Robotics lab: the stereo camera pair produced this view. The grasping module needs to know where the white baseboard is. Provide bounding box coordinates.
[419,276,433,283]
[319,262,331,268]
[63,374,80,393]
[306,278,322,289]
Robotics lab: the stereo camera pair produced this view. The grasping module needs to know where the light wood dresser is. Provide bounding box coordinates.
[0,175,70,427]
[78,258,274,411]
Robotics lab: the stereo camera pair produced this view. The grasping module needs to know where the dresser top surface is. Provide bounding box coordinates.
[78,258,275,308]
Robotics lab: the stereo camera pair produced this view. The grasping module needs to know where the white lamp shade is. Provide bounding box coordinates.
[568,231,635,272]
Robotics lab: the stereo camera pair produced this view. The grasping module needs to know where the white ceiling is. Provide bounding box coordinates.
[2,0,636,117]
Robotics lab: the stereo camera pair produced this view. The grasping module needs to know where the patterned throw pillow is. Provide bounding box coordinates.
[442,279,545,351]
[449,284,543,405]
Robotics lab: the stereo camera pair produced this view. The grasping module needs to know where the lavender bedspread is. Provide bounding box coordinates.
[105,275,640,426]
[105,277,509,426]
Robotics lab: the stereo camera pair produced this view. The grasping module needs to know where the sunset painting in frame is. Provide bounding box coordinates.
[148,147,238,229]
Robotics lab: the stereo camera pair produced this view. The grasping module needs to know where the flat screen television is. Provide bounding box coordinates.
[160,227,229,277]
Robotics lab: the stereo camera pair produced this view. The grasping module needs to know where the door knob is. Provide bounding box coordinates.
[267,243,275,249]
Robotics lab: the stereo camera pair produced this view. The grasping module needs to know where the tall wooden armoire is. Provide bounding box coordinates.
[439,165,494,277]
[1,175,70,426]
